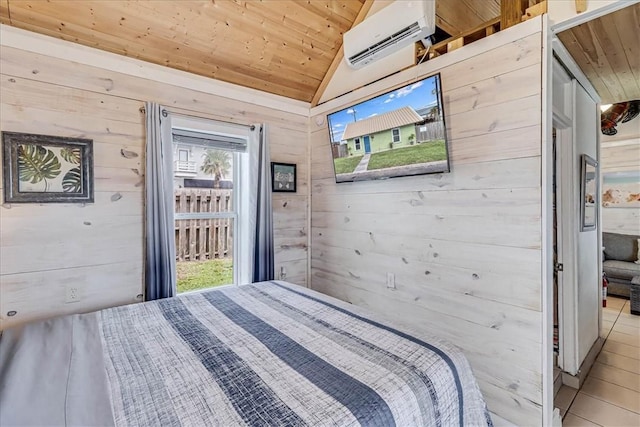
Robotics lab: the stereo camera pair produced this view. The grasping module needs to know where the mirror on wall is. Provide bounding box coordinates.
[580,154,598,231]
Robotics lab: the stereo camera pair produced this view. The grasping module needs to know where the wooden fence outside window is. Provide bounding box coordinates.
[175,189,233,262]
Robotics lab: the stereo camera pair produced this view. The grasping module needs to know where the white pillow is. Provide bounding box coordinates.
[636,239,640,264]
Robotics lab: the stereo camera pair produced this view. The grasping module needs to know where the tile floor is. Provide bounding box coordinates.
[555,296,640,426]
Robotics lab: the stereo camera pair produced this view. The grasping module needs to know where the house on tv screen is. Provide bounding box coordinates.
[340,106,444,157]
[341,106,422,155]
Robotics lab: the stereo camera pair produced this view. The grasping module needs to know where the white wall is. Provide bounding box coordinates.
[0,25,310,329]
[311,18,545,426]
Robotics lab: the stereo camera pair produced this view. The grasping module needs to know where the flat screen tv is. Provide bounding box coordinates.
[327,73,449,183]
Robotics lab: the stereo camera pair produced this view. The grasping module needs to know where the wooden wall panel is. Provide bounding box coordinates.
[602,207,640,236]
[601,142,640,173]
[601,140,640,235]
[1,263,145,323]
[0,43,309,329]
[309,26,544,425]
[0,46,308,131]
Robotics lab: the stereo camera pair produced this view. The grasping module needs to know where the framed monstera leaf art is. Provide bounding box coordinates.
[2,132,94,203]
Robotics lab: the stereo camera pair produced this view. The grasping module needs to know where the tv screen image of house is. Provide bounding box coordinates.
[326,73,449,183]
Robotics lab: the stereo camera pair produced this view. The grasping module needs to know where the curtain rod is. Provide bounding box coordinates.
[139,105,257,131]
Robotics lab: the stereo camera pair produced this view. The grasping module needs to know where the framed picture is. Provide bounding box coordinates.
[602,171,640,208]
[580,154,598,231]
[2,132,94,203]
[271,162,296,193]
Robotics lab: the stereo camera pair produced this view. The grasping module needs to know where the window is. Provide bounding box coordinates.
[392,128,401,143]
[354,138,361,150]
[171,116,251,293]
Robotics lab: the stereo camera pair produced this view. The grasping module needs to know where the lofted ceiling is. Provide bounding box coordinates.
[557,2,640,104]
[0,0,500,103]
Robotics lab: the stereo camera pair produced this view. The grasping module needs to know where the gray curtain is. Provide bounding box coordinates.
[145,102,176,300]
[252,124,274,282]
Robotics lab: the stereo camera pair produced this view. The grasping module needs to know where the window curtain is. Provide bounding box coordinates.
[250,124,274,282]
[144,102,176,300]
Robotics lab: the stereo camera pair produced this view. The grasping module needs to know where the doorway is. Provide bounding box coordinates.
[551,54,602,384]
[363,135,371,153]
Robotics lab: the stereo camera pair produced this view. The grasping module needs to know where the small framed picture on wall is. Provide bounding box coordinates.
[271,162,296,193]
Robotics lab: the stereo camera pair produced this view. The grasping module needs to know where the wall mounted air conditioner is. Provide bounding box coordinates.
[343,0,436,69]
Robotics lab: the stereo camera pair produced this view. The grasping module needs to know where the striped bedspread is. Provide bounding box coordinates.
[0,281,492,426]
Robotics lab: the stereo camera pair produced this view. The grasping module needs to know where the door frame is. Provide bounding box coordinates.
[555,111,578,373]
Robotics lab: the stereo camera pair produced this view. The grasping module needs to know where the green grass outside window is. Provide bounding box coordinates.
[177,259,233,293]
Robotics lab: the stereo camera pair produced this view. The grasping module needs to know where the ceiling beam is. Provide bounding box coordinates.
[575,0,587,14]
[0,0,10,24]
[501,0,528,30]
[437,0,500,37]
[310,0,373,107]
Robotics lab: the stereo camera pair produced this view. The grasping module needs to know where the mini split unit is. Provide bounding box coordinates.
[343,0,436,69]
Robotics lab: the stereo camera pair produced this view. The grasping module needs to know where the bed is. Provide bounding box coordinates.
[0,280,492,426]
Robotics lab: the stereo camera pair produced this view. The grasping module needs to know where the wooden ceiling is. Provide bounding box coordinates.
[557,2,640,104]
[436,0,500,36]
[0,1,501,102]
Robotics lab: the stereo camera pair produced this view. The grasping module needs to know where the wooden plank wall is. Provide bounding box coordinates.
[601,140,640,235]
[310,26,544,424]
[0,42,309,329]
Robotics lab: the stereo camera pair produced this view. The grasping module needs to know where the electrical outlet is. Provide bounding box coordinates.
[386,272,396,289]
[280,266,287,280]
[65,285,81,303]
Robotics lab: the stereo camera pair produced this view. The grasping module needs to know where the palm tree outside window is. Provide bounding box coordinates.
[201,149,232,189]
